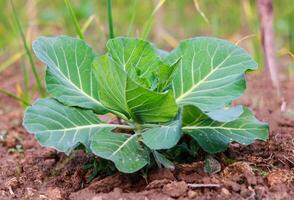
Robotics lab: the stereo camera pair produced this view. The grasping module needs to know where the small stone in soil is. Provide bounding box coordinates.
[221,187,230,196]
[267,169,293,187]
[187,190,197,199]
[47,187,62,200]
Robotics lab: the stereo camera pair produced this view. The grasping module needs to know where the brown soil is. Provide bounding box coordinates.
[0,65,293,200]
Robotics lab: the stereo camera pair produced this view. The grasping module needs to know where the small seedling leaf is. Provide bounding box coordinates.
[153,151,175,170]
[204,155,221,174]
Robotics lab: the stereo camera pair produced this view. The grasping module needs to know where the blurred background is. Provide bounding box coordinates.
[0,0,293,105]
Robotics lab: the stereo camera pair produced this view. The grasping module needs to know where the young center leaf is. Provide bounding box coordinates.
[182,105,269,153]
[106,37,178,91]
[32,36,107,113]
[23,98,127,154]
[94,55,178,123]
[166,37,257,114]
[90,130,149,173]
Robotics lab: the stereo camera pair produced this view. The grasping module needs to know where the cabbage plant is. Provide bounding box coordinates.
[23,36,268,173]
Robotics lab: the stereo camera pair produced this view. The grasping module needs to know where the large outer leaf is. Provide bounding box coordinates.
[23,98,123,154]
[94,55,178,123]
[206,105,244,122]
[32,36,107,113]
[90,131,149,173]
[166,37,257,112]
[182,105,268,153]
[142,120,181,150]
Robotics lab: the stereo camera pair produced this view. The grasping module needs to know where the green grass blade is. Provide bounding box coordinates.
[10,0,45,97]
[127,0,138,36]
[0,88,30,106]
[107,0,115,39]
[0,51,25,73]
[241,0,263,69]
[82,14,95,34]
[64,0,84,40]
[141,0,166,40]
[193,0,209,24]
[288,10,294,53]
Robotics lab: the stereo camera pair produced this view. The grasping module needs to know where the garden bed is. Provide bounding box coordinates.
[0,65,293,199]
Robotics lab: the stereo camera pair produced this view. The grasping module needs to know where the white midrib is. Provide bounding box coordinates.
[109,133,138,159]
[55,64,104,108]
[45,44,104,108]
[175,51,234,103]
[35,124,132,133]
[182,126,262,131]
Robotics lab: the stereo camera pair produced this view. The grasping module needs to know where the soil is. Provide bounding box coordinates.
[0,65,293,200]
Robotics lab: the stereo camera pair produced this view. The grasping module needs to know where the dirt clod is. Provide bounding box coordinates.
[162,181,188,198]
[47,187,62,200]
[267,169,293,187]
[148,168,175,182]
[145,179,171,190]
[221,187,230,196]
[5,131,19,148]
